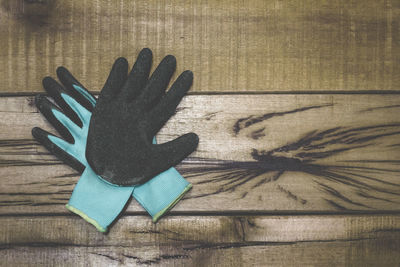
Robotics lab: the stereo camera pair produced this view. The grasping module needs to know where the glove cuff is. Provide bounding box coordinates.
[133,167,192,222]
[66,165,134,232]
[152,182,192,222]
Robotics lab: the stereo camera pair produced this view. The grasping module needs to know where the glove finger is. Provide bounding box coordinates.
[136,55,176,110]
[43,76,84,127]
[98,57,128,103]
[35,94,75,143]
[116,133,197,186]
[147,70,193,136]
[56,66,97,110]
[32,127,85,173]
[36,94,84,141]
[152,132,199,173]
[60,93,92,126]
[42,77,92,126]
[119,48,153,102]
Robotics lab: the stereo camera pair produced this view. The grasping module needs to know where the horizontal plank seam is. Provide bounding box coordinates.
[1,211,400,217]
[0,237,392,250]
[2,90,400,97]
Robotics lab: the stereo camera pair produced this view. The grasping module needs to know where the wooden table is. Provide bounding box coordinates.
[1,1,399,266]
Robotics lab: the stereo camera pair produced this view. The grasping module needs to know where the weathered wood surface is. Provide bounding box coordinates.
[1,95,400,213]
[1,215,400,266]
[0,0,399,93]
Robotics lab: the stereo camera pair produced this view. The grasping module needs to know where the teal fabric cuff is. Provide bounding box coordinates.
[66,166,134,232]
[133,167,192,222]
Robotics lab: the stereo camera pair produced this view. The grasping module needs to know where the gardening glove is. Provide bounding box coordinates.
[86,53,198,186]
[32,48,197,231]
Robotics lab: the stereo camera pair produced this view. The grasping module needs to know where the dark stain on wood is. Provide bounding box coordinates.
[248,127,266,140]
[204,111,220,121]
[360,104,400,112]
[1,0,55,28]
[1,120,400,209]
[118,253,190,266]
[233,104,333,135]
[183,121,400,209]
[316,182,370,208]
[277,185,307,205]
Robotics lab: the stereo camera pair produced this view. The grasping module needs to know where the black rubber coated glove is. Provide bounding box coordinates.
[86,48,199,186]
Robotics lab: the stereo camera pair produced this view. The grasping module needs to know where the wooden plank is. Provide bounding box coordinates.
[0,0,399,93]
[1,215,400,266]
[1,95,400,213]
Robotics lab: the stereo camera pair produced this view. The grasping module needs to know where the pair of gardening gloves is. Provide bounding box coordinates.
[32,48,199,232]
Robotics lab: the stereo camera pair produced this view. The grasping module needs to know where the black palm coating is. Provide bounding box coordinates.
[34,94,75,143]
[32,126,85,173]
[86,50,199,186]
[32,66,100,173]
[56,66,96,112]
[32,51,133,174]
[42,77,85,128]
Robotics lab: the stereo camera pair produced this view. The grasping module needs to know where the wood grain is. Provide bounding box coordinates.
[0,0,399,93]
[1,215,399,266]
[1,95,400,213]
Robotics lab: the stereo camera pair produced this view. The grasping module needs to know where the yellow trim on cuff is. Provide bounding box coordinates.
[66,204,107,233]
[152,183,193,223]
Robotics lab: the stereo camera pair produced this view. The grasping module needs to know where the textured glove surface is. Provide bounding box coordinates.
[87,48,198,186]
[32,48,194,224]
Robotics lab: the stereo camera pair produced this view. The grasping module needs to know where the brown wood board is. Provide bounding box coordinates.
[1,95,400,213]
[0,0,399,93]
[1,215,400,266]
